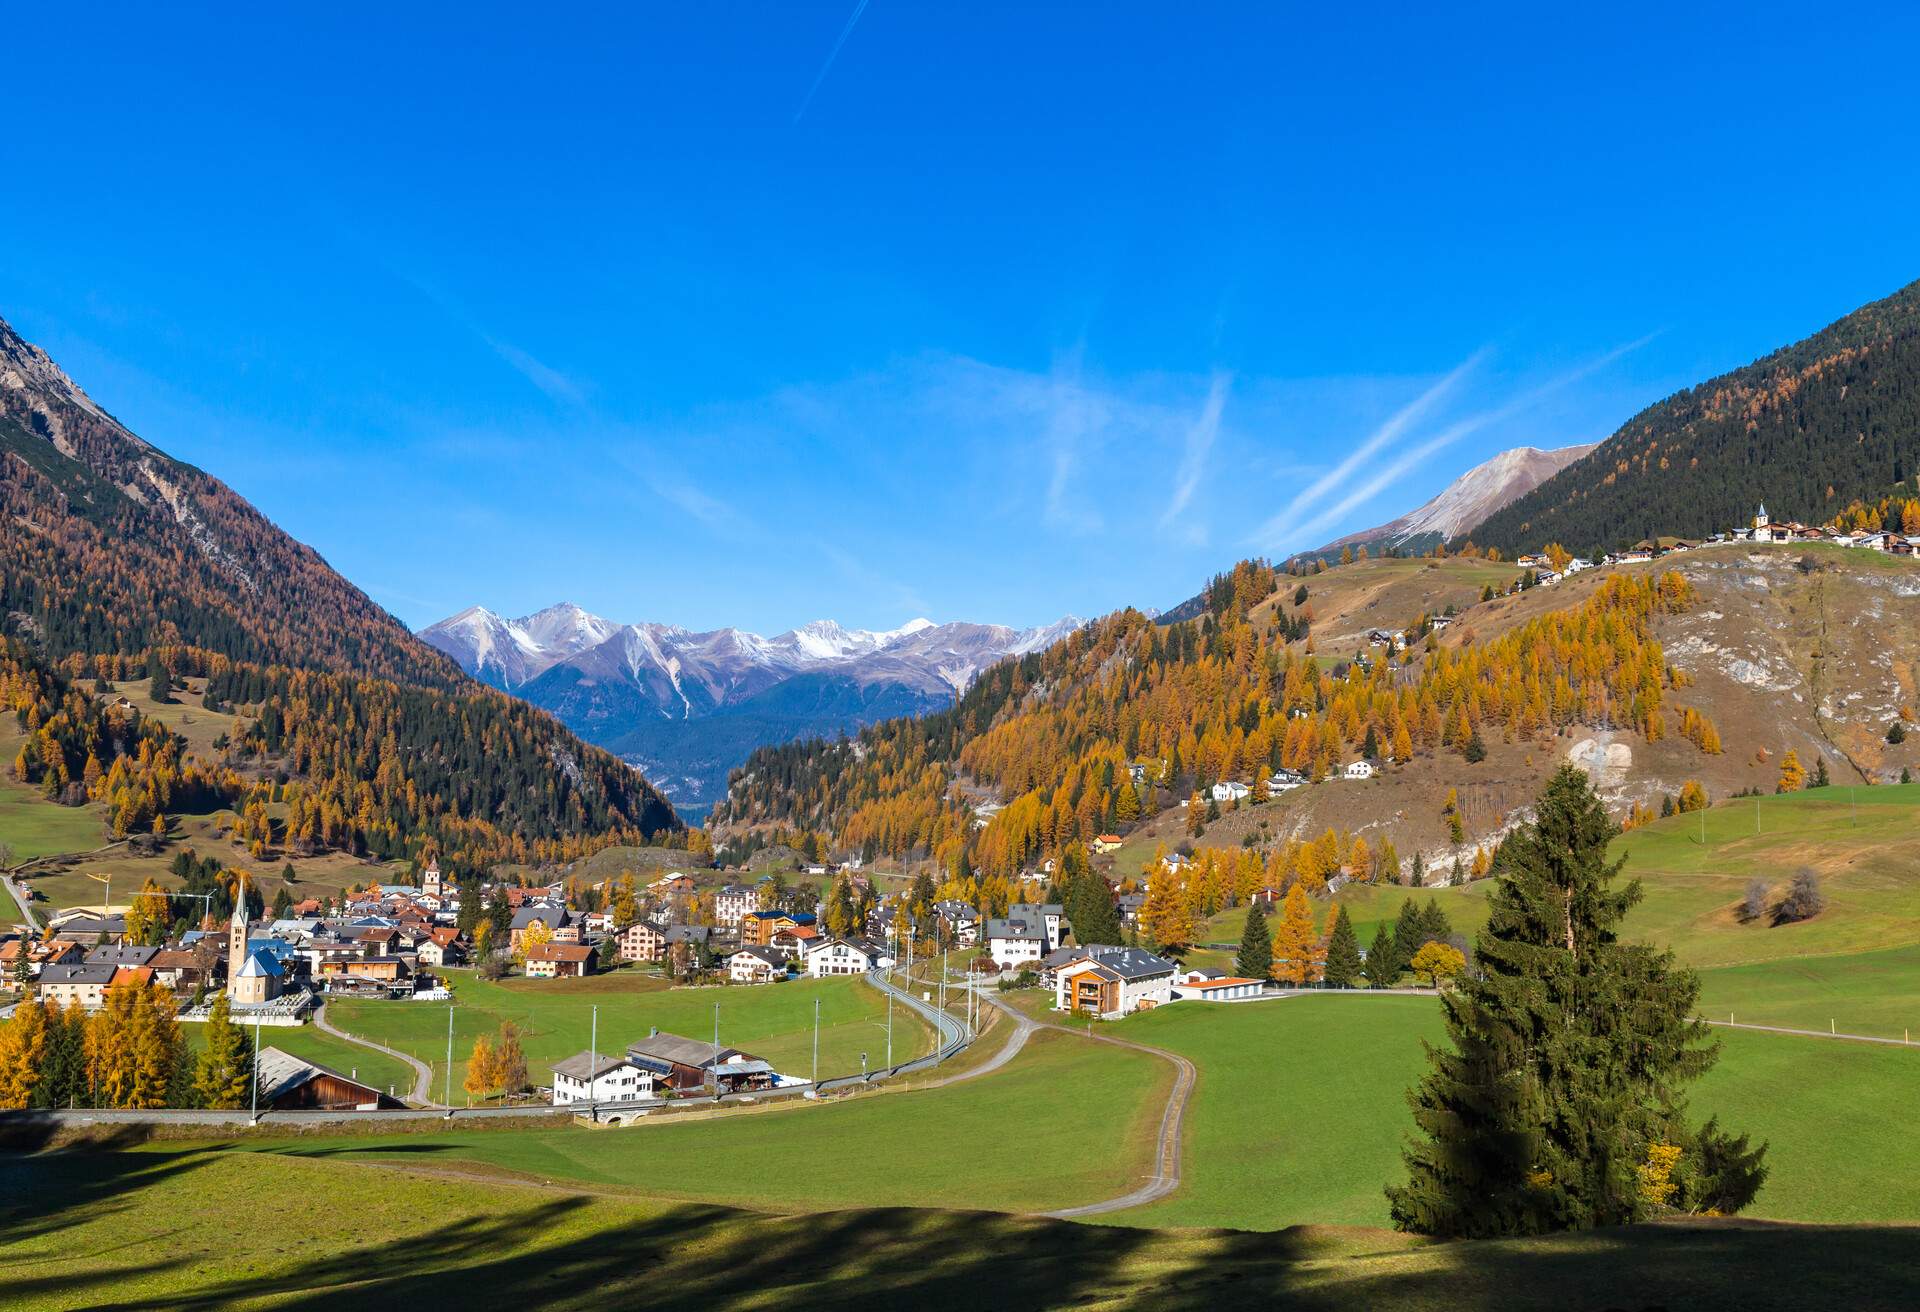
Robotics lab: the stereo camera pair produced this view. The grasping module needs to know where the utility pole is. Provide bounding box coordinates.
[250,1004,262,1124]
[444,1001,454,1113]
[711,999,720,1098]
[812,996,820,1085]
[590,1003,598,1113]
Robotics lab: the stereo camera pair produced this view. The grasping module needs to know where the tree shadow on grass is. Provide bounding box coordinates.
[7,1135,1920,1312]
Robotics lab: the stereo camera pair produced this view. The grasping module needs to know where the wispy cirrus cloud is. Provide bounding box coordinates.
[1160,372,1231,543]
[479,333,587,408]
[1276,335,1657,548]
[793,0,872,124]
[1253,333,1656,554]
[1251,350,1486,553]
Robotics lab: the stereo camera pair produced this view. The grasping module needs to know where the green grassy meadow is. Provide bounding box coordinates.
[1105,995,1920,1231]
[1612,784,1920,968]
[1694,944,1920,1041]
[0,775,107,863]
[7,1146,1916,1312]
[327,969,935,1096]
[180,1022,418,1102]
[247,1027,1167,1214]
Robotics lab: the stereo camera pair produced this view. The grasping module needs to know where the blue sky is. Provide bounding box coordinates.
[4,4,1917,634]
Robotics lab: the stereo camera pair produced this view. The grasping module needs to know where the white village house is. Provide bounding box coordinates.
[550,1051,658,1106]
[1053,947,1177,1018]
[804,937,892,977]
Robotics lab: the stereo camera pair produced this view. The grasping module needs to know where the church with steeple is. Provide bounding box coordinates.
[227,878,283,1006]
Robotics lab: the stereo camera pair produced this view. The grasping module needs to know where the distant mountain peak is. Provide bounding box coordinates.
[1316,442,1595,555]
[418,604,1087,809]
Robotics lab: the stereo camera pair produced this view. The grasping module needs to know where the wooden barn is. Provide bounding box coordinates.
[255,1046,407,1111]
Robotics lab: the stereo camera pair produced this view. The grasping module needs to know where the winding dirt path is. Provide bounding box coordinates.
[962,993,1196,1218]
[315,1000,437,1105]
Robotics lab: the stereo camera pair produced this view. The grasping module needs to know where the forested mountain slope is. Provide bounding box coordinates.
[0,316,458,685]
[0,313,677,866]
[715,541,1920,894]
[1471,277,1920,555]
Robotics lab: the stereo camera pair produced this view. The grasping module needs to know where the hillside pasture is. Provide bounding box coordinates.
[254,1026,1167,1215]
[1105,994,1920,1232]
[12,1146,1918,1312]
[327,970,934,1097]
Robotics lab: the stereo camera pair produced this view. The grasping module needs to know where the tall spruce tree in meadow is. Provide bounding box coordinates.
[1390,900,1426,972]
[191,993,254,1110]
[1061,846,1122,947]
[1236,902,1272,980]
[1367,922,1400,985]
[1386,765,1767,1238]
[32,1002,87,1109]
[1322,905,1363,988]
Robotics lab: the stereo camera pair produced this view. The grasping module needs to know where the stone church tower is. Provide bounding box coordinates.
[227,877,280,1006]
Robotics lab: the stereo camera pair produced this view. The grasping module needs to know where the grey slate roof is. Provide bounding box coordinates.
[86,944,160,968]
[510,905,569,931]
[626,1030,740,1071]
[551,1050,638,1083]
[1063,946,1177,981]
[41,961,117,986]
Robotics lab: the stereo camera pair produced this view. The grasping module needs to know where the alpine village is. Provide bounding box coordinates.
[6,18,1920,1309]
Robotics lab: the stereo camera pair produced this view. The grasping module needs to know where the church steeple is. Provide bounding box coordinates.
[227,876,250,983]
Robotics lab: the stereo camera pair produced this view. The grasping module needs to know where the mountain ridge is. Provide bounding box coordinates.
[0,309,680,861]
[420,602,1085,813]
[1469,277,1920,554]
[1316,442,1595,556]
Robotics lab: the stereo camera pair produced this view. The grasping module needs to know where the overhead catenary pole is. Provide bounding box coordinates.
[711,999,720,1098]
[444,1000,454,1113]
[250,1004,262,1123]
[590,1003,598,1110]
[812,996,820,1085]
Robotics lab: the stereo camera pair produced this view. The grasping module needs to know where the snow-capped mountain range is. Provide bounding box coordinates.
[419,604,1083,814]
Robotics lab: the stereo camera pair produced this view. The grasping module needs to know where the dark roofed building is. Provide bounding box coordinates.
[256,1046,406,1110]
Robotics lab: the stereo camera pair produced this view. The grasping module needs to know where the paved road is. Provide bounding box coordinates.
[1703,1017,1918,1047]
[315,1000,437,1105]
[4,875,41,934]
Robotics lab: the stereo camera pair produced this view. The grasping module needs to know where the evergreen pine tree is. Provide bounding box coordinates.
[33,1001,87,1109]
[1386,765,1767,1237]
[1812,756,1831,788]
[1235,903,1271,980]
[1418,898,1453,945]
[1061,847,1122,947]
[1390,900,1426,975]
[1322,905,1363,988]
[1367,922,1400,985]
[192,993,254,1109]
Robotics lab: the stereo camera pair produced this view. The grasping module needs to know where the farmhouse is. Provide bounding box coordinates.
[255,1046,405,1111]
[805,937,889,977]
[37,960,117,1009]
[1344,760,1376,780]
[1091,834,1123,854]
[550,1051,657,1105]
[524,942,594,979]
[1054,947,1177,1018]
[728,945,788,983]
[624,1030,774,1094]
